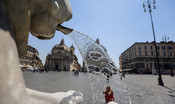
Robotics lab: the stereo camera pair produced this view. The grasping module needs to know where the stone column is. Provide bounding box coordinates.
[60,60,62,71]
[59,60,61,71]
[65,60,67,71]
[50,59,52,71]
[52,59,55,70]
[49,58,51,70]
[67,60,69,71]
[58,60,60,71]
[61,60,64,71]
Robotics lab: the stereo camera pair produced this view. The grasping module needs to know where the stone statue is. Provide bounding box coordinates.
[0,0,82,104]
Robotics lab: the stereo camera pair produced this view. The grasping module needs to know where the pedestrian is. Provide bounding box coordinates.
[77,70,79,76]
[74,70,76,76]
[119,70,124,80]
[120,72,122,80]
[106,74,110,82]
[122,72,125,79]
[110,72,113,77]
[103,86,114,103]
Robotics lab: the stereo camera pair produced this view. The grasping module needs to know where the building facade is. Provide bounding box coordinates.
[44,39,81,71]
[120,41,175,74]
[119,55,122,70]
[20,45,43,69]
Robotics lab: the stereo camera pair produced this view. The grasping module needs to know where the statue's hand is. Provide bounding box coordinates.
[26,89,83,104]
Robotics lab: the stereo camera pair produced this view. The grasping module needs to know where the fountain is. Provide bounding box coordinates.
[68,31,132,104]
[69,31,117,74]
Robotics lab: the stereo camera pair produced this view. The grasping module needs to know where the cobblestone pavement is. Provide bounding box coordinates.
[23,72,175,104]
[122,74,175,104]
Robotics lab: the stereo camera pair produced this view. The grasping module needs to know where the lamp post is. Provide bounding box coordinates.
[162,35,174,77]
[143,0,164,86]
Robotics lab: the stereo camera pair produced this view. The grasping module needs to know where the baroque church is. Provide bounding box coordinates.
[44,39,81,71]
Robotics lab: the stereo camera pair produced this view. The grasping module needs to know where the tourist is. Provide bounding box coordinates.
[120,72,122,80]
[119,71,123,80]
[122,72,125,79]
[110,72,113,77]
[106,74,110,82]
[103,86,114,103]
[77,70,79,76]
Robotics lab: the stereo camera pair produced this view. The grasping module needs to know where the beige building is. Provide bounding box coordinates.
[44,39,81,71]
[120,41,175,74]
[119,55,122,70]
[20,45,43,69]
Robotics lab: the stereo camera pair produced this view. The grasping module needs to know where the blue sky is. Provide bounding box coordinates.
[28,0,175,68]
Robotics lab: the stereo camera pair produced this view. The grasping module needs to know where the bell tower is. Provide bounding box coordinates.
[70,44,75,55]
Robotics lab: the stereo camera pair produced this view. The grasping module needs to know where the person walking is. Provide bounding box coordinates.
[106,74,110,82]
[122,72,125,79]
[103,86,114,103]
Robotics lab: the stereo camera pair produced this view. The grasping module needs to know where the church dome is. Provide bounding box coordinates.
[95,38,107,52]
[52,39,69,51]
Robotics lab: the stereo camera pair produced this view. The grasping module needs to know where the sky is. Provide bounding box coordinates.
[28,0,175,68]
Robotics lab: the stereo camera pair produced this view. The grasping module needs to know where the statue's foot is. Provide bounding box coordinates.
[59,90,83,104]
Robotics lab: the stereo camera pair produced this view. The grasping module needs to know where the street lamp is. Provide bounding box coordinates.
[143,0,164,86]
[162,35,174,77]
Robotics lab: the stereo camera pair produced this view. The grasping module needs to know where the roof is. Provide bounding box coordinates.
[52,39,69,51]
[60,39,65,45]
[96,38,100,44]
[70,44,75,49]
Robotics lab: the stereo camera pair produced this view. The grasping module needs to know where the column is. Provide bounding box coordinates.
[49,58,51,70]
[58,60,60,71]
[52,59,55,70]
[68,60,70,71]
[66,60,68,71]
[61,60,64,71]
[50,59,53,71]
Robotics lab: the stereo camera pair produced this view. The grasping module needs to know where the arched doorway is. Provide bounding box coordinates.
[64,66,66,71]
[55,65,59,71]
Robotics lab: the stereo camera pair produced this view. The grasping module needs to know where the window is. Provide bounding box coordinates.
[138,63,145,68]
[162,46,166,50]
[168,46,172,50]
[144,46,147,49]
[145,64,149,69]
[156,46,160,50]
[151,52,154,56]
[145,52,147,56]
[139,52,141,56]
[138,46,141,50]
[157,52,160,56]
[150,46,152,50]
[163,52,166,56]
[170,52,172,56]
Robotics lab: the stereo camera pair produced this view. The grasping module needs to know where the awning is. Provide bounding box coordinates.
[27,67,34,70]
[19,64,25,68]
[26,65,33,68]
[122,69,133,72]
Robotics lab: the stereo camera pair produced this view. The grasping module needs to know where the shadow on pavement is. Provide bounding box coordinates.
[168,94,175,97]
[163,86,175,92]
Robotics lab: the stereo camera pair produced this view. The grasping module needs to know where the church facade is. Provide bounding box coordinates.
[44,39,81,71]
